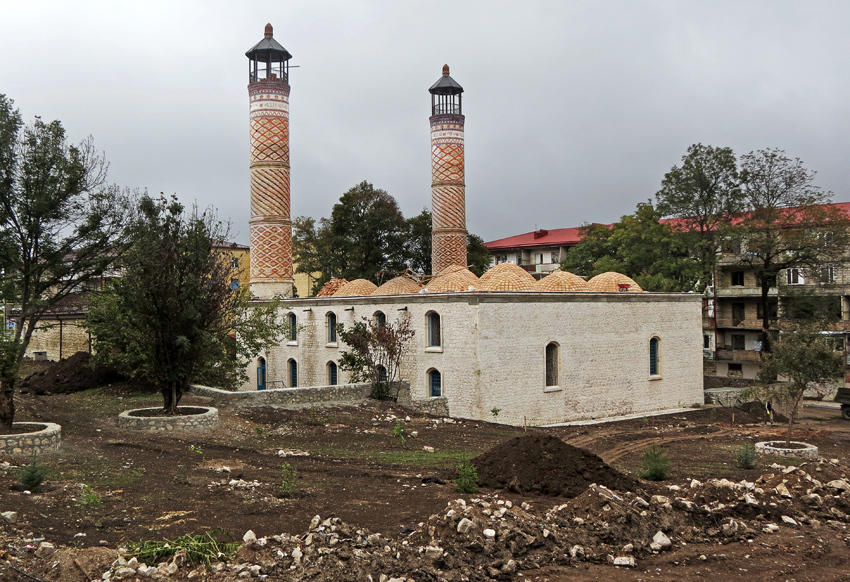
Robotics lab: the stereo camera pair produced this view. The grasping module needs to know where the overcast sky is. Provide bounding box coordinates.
[3,1,849,244]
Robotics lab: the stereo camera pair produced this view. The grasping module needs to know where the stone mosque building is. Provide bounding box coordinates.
[241,25,703,426]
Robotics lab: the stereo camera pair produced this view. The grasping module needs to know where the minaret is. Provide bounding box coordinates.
[429,64,467,275]
[246,24,294,298]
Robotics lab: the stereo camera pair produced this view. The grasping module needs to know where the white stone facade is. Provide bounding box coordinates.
[243,292,704,426]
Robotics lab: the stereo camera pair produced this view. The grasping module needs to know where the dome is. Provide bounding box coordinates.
[332,278,378,297]
[586,272,644,293]
[371,276,423,296]
[426,264,479,293]
[316,278,348,297]
[478,263,533,284]
[476,264,536,292]
[534,270,590,292]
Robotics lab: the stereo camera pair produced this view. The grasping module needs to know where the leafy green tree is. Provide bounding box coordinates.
[656,143,744,289]
[403,208,432,275]
[85,195,286,414]
[466,233,492,277]
[756,323,843,445]
[735,149,850,352]
[0,94,130,429]
[562,202,701,291]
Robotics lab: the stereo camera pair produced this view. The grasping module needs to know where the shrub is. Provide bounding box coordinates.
[454,461,479,494]
[639,444,671,481]
[17,459,48,492]
[77,484,103,509]
[279,463,299,498]
[391,419,406,443]
[736,443,757,469]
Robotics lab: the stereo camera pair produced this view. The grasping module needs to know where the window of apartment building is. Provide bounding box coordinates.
[288,312,297,342]
[429,369,442,397]
[820,266,835,284]
[327,361,338,386]
[231,279,239,290]
[731,334,745,351]
[231,256,240,269]
[727,363,743,377]
[756,301,778,321]
[786,268,805,285]
[426,311,441,348]
[545,342,559,387]
[732,302,746,324]
[551,251,560,264]
[649,337,660,376]
[536,253,545,265]
[495,254,507,264]
[288,359,298,388]
[703,334,711,349]
[722,238,742,254]
[731,271,745,286]
[374,311,386,327]
[326,312,337,344]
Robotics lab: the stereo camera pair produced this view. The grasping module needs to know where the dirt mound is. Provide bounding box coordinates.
[17,351,125,395]
[738,400,789,423]
[472,433,639,497]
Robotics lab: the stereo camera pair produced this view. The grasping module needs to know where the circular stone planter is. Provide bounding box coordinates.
[118,407,219,432]
[755,441,819,460]
[0,423,62,456]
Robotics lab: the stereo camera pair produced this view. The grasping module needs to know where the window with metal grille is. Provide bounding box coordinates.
[427,312,441,347]
[327,361,338,385]
[288,359,298,388]
[374,311,386,327]
[326,312,337,343]
[649,337,660,376]
[731,334,745,350]
[731,271,744,286]
[429,369,442,397]
[545,343,559,387]
[377,365,388,384]
[288,312,297,342]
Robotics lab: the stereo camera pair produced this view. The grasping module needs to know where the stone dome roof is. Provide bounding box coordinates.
[371,276,423,296]
[426,264,479,293]
[332,278,378,297]
[534,270,590,292]
[316,278,348,297]
[586,272,644,292]
[476,264,536,292]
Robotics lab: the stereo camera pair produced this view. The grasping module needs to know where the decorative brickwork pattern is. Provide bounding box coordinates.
[477,269,537,292]
[332,279,378,297]
[249,79,294,297]
[431,115,467,274]
[478,263,534,284]
[426,264,478,293]
[317,278,349,297]
[587,272,644,293]
[372,276,423,296]
[535,270,590,292]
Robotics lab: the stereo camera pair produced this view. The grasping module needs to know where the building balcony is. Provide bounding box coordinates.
[715,317,765,330]
[715,286,775,297]
[716,349,762,362]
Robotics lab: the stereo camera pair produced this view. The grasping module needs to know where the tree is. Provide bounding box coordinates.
[466,234,492,277]
[85,195,286,414]
[336,313,415,400]
[561,202,701,291]
[734,149,850,352]
[656,143,744,289]
[756,324,843,445]
[403,208,432,275]
[0,94,130,429]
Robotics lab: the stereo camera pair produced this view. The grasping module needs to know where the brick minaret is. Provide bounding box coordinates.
[246,24,294,298]
[429,64,467,275]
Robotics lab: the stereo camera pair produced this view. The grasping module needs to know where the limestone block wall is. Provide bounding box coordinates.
[25,319,90,361]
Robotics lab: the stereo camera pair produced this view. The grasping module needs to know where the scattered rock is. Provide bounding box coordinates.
[1,511,18,524]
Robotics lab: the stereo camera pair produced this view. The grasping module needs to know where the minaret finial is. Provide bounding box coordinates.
[442,64,450,77]
[264,23,273,38]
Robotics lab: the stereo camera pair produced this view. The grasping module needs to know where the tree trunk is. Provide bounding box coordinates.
[0,377,16,431]
[760,278,773,354]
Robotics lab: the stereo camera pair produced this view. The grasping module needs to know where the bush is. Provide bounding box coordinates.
[639,444,671,481]
[391,419,405,443]
[17,459,48,492]
[736,443,757,469]
[279,463,299,498]
[454,461,479,494]
[77,484,103,509]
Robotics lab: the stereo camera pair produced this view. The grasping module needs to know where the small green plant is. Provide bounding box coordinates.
[708,407,718,421]
[255,426,267,437]
[391,419,406,444]
[642,415,649,426]
[279,462,299,498]
[188,444,205,462]
[490,407,501,419]
[305,405,328,426]
[735,443,757,469]
[639,444,671,481]
[77,484,103,509]
[127,530,239,566]
[17,459,48,492]
[454,461,479,494]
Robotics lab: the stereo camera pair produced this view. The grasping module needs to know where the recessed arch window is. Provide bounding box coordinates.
[428,368,442,397]
[426,311,441,348]
[545,342,559,387]
[326,312,337,344]
[374,311,386,328]
[257,357,267,391]
[327,361,338,385]
[288,358,298,387]
[649,337,660,376]
[288,312,297,342]
[377,365,388,384]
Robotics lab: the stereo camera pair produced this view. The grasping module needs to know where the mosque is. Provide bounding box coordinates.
[241,25,703,426]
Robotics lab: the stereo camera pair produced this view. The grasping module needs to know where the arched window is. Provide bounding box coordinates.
[426,311,441,347]
[374,311,386,328]
[649,337,660,376]
[326,312,337,344]
[545,342,559,387]
[429,369,442,397]
[288,358,298,387]
[257,357,266,391]
[288,312,297,342]
[377,365,388,384]
[327,361,338,386]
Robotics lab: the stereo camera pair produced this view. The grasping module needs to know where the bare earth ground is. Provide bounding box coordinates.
[1,380,849,581]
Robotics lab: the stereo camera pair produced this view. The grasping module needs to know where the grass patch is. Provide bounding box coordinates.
[126,530,239,566]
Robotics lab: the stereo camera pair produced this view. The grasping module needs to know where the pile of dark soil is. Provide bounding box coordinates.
[472,433,640,498]
[17,351,125,395]
[689,406,761,424]
[738,400,789,424]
